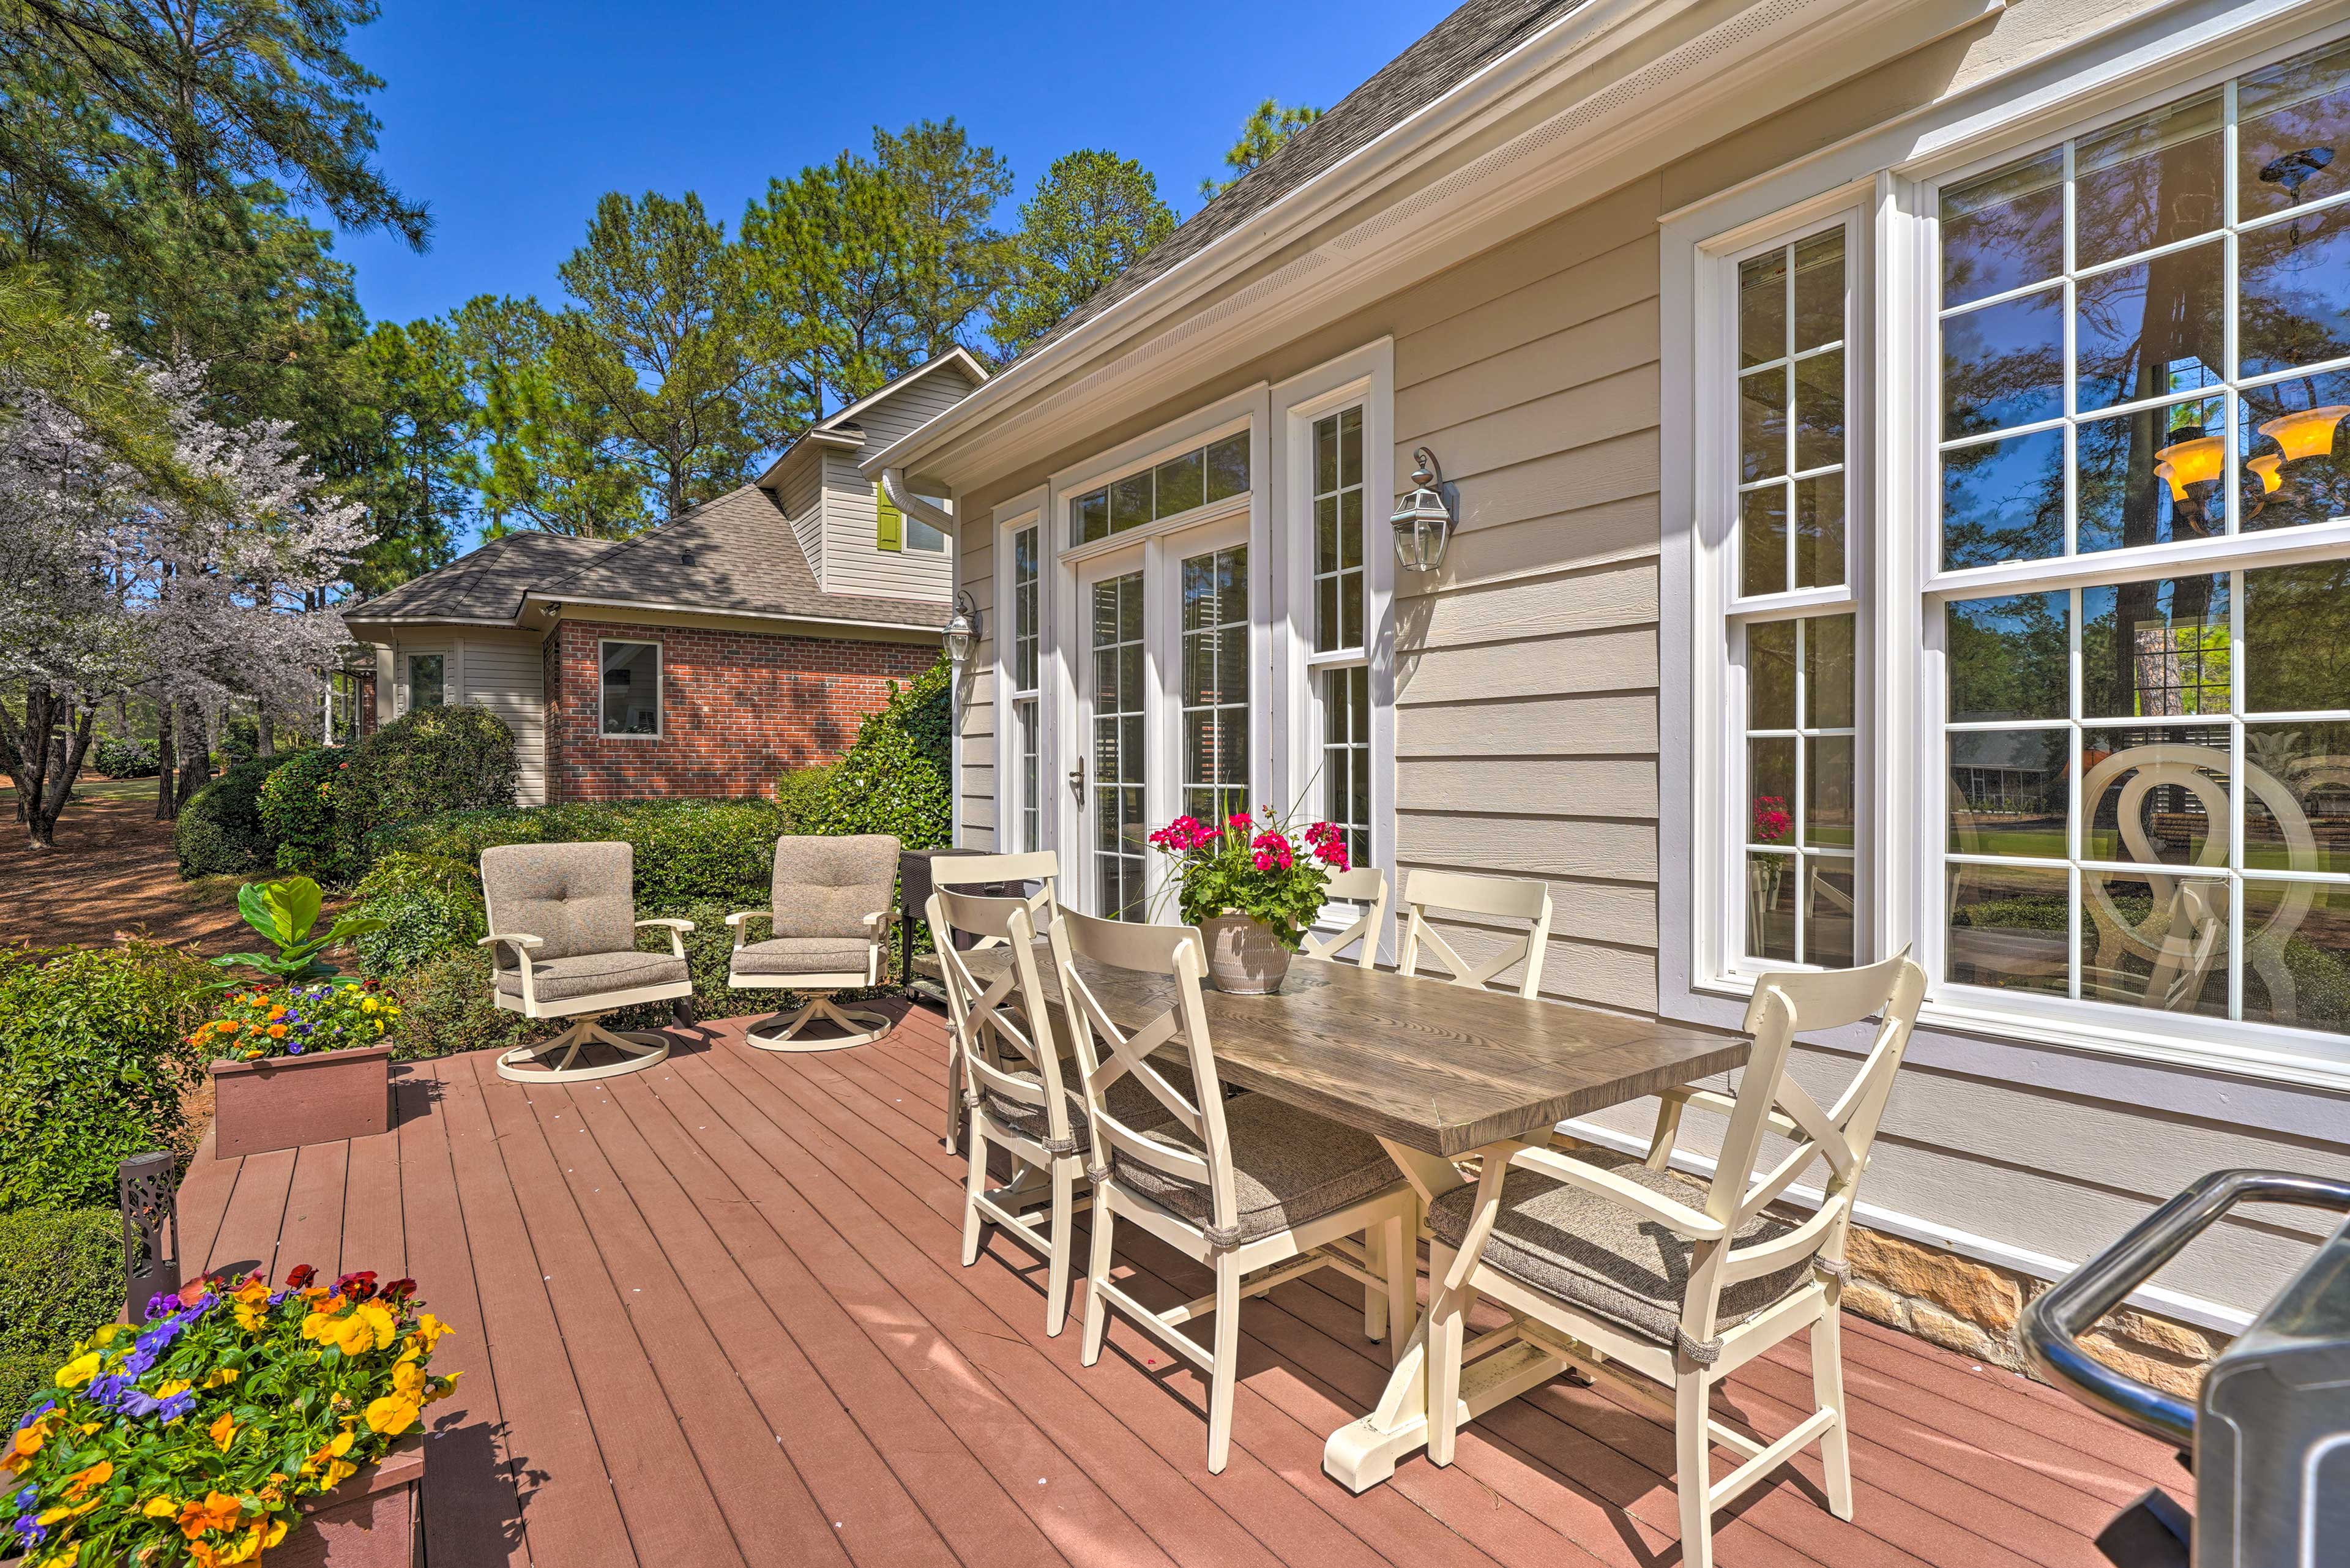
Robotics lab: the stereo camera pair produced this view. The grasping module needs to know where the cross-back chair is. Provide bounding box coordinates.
[1300,865,1390,969]
[1422,949,1927,1567]
[1050,909,1417,1473]
[1398,869,1553,998]
[930,851,1060,1148]
[932,886,1091,1335]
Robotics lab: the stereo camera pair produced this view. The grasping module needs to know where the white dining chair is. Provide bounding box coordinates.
[932,885,1091,1335]
[1300,865,1389,969]
[1051,909,1417,1474]
[1398,868,1553,998]
[931,851,1060,1149]
[1422,949,1927,1568]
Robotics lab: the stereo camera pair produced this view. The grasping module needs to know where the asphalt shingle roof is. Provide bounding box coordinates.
[1029,0,1582,356]
[343,485,947,633]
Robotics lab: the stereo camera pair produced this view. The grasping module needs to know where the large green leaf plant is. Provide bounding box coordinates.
[207,878,384,990]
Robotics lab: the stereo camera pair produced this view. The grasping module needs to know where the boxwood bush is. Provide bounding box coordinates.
[349,853,487,979]
[174,752,300,878]
[262,706,518,884]
[0,1207,124,1422]
[258,745,354,882]
[94,737,159,779]
[0,942,207,1211]
[367,798,792,911]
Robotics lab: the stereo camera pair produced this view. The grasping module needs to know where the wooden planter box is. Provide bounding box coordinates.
[2,1438,422,1568]
[209,1045,392,1159]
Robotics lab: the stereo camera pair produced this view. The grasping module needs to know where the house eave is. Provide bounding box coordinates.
[517,591,946,638]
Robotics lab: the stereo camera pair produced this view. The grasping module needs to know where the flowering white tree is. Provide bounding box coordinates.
[0,354,365,849]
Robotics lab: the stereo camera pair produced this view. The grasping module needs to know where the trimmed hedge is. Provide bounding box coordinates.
[0,1207,124,1422]
[0,942,207,1211]
[174,752,300,878]
[258,745,354,882]
[366,798,793,911]
[94,737,159,779]
[771,763,836,831]
[261,705,519,884]
[794,657,950,848]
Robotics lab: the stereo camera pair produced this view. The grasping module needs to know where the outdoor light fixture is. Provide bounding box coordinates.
[2257,405,2349,463]
[1390,447,1453,573]
[942,591,982,665]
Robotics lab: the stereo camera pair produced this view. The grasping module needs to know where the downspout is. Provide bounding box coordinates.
[882,468,963,848]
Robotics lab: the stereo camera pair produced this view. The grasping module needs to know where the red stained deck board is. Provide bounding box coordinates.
[173,1005,2174,1568]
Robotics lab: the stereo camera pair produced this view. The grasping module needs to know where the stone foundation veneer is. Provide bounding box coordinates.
[1840,1226,2229,1398]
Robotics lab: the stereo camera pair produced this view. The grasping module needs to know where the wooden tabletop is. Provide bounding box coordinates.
[919,947,1747,1157]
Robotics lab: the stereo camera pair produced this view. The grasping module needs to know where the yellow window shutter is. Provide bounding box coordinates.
[875,480,903,551]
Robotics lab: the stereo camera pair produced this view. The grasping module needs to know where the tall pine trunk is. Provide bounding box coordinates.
[155,706,176,821]
[173,700,212,815]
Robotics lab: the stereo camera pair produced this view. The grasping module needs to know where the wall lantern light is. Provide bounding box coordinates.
[1390,447,1454,573]
[942,591,983,665]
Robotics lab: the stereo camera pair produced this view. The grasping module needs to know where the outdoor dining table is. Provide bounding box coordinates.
[919,943,1750,1491]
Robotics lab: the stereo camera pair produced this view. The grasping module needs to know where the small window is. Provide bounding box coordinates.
[405,654,444,712]
[1069,430,1250,544]
[601,641,661,737]
[905,515,947,553]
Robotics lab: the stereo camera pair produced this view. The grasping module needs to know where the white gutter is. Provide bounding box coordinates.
[881,467,960,539]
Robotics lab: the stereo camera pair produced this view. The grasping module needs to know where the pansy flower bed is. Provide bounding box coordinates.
[192,983,400,1062]
[2,1267,456,1567]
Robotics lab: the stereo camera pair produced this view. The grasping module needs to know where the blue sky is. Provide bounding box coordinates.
[337,1,1448,327]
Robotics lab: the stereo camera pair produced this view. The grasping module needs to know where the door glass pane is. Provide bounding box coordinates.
[1322,665,1371,870]
[1312,407,1365,652]
[1180,545,1250,826]
[1090,572,1147,919]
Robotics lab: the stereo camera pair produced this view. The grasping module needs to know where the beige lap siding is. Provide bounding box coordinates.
[543,619,934,802]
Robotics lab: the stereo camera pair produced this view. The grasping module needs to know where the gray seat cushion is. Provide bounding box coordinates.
[1111,1091,1400,1242]
[769,834,899,939]
[1425,1149,1813,1350]
[731,936,876,977]
[979,1064,1192,1149]
[482,842,636,960]
[495,949,689,1005]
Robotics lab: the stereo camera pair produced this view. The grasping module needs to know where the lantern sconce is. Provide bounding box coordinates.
[1390,447,1455,573]
[942,591,983,665]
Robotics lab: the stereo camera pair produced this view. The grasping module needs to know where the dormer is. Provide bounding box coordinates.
[755,348,987,602]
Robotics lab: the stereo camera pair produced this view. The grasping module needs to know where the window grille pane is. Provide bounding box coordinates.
[1311,406,1367,652]
[599,643,658,735]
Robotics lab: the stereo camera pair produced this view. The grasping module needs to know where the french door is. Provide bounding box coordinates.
[1073,518,1255,919]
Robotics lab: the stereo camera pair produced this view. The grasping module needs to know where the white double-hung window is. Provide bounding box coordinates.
[1684,26,2350,1072]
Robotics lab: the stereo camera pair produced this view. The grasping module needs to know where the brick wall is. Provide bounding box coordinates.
[544,618,936,801]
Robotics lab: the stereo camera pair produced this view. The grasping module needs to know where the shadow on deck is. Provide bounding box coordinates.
[175,1000,2182,1568]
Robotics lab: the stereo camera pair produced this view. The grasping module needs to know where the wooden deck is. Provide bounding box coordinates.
[176,1001,2186,1568]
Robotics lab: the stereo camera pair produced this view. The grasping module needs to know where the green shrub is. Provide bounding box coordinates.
[368,798,791,911]
[343,704,517,833]
[349,853,487,978]
[174,752,300,878]
[772,763,837,829]
[0,1207,123,1421]
[796,657,950,848]
[259,745,355,882]
[0,943,207,1211]
[94,737,159,778]
[220,713,260,767]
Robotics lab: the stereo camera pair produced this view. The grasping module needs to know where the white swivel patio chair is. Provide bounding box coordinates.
[1051,909,1417,1474]
[1300,865,1390,969]
[479,841,694,1085]
[1398,869,1553,997]
[1422,949,1927,1568]
[933,885,1094,1335]
[726,833,899,1051]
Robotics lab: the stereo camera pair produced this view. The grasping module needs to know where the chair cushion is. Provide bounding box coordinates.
[770,834,899,939]
[494,949,688,1005]
[1425,1149,1815,1350]
[482,842,636,961]
[1111,1092,1400,1242]
[731,936,876,978]
[979,1065,1190,1149]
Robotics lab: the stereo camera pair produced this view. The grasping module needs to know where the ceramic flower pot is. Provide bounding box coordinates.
[208,1045,393,1160]
[1199,914,1292,995]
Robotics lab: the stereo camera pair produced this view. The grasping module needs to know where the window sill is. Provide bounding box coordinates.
[1692,968,2350,1096]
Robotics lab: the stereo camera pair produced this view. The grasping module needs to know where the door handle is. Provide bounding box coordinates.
[1068,756,1086,802]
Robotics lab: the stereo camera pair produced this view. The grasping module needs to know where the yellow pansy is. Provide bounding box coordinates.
[89,1324,122,1346]
[300,1310,336,1342]
[363,1394,420,1435]
[143,1496,179,1518]
[54,1351,100,1389]
[156,1379,191,1398]
[361,996,378,1013]
[411,1312,449,1351]
[209,1412,238,1451]
[392,1360,427,1398]
[204,1365,241,1388]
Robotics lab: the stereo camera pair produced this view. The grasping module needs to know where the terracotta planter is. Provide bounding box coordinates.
[1,1438,422,1568]
[1199,914,1293,995]
[209,1045,392,1160]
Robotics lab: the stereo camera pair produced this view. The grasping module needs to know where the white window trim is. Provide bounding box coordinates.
[597,637,663,741]
[1663,1,2350,1097]
[1272,340,1398,958]
[993,488,1048,857]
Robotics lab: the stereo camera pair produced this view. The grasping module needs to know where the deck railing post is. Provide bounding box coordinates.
[118,1151,181,1323]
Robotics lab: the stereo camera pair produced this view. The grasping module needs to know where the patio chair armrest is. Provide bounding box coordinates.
[478,933,543,1007]
[723,910,771,950]
[477,933,544,954]
[862,908,900,936]
[1508,1144,1728,1241]
[1658,1084,1804,1144]
[636,917,694,958]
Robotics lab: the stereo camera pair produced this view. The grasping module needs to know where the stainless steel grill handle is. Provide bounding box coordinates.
[2018,1168,2350,1450]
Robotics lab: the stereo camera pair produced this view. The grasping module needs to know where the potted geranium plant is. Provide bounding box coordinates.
[1,1265,457,1568]
[198,878,397,1160]
[1146,807,1351,993]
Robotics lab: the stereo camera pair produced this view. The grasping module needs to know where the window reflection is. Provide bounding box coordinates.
[2080,574,2231,719]
[1942,288,2064,438]
[2075,91,2223,269]
[1942,428,2065,567]
[2245,559,2350,711]
[1949,730,2069,857]
[1941,148,2064,307]
[1948,592,2067,721]
[1947,863,2070,995]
